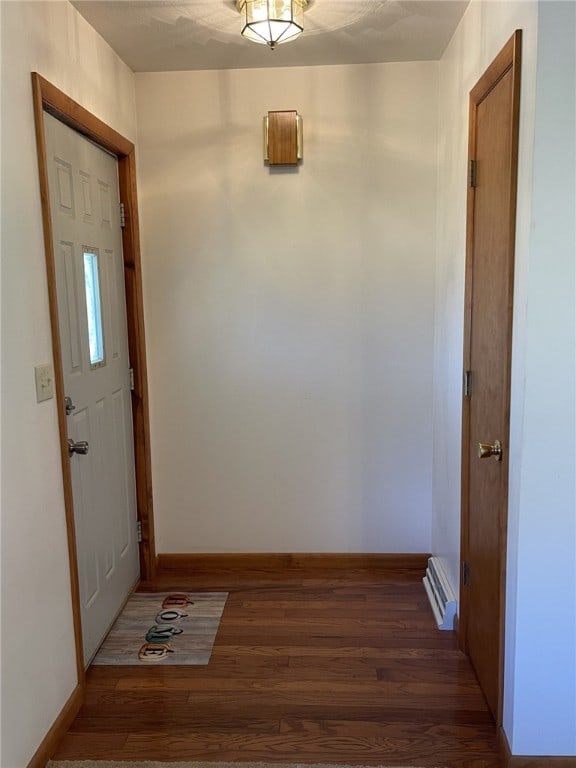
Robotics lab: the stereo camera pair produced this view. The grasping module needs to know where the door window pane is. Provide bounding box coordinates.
[83,250,105,367]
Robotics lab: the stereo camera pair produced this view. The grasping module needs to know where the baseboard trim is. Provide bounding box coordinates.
[27,683,84,768]
[157,552,430,573]
[498,726,575,767]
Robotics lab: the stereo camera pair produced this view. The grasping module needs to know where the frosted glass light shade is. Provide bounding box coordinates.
[237,0,307,49]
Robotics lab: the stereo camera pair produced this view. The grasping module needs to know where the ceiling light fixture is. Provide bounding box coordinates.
[237,0,308,50]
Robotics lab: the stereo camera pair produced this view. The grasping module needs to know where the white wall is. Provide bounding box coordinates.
[0,3,137,766]
[504,0,576,754]
[433,0,576,757]
[135,62,438,555]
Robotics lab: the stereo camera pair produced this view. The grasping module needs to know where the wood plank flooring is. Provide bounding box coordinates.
[53,565,502,767]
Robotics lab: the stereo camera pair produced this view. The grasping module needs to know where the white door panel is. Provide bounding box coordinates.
[45,112,139,664]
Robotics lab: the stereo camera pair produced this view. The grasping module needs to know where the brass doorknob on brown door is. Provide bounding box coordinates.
[477,439,502,460]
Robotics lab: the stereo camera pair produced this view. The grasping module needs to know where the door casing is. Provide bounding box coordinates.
[32,73,156,684]
[459,31,522,726]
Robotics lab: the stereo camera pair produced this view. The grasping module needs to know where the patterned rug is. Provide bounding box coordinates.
[92,592,228,665]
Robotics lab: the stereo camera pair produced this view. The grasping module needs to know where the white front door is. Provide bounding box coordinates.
[44,112,140,665]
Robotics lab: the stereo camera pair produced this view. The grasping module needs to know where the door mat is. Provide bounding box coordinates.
[92,592,228,665]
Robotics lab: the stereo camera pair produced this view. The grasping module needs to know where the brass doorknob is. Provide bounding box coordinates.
[477,439,503,461]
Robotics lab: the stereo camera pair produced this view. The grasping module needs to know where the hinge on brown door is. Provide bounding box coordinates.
[119,202,126,228]
[462,560,470,587]
[464,370,472,397]
[468,159,477,188]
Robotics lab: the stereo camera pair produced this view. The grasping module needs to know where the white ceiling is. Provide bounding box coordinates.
[70,0,469,72]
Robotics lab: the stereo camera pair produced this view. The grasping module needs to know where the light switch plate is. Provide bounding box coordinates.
[35,363,54,402]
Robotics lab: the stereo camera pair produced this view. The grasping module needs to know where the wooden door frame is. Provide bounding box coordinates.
[459,31,522,726]
[31,73,156,683]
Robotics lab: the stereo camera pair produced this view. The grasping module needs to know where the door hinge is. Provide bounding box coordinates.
[468,159,477,188]
[464,370,472,397]
[462,560,470,587]
[119,202,126,228]
[136,520,142,543]
[129,367,135,391]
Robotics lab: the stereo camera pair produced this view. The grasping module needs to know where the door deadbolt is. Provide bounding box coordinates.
[477,439,503,461]
[68,439,89,457]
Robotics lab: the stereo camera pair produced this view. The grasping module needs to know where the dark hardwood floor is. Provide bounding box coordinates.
[54,564,502,767]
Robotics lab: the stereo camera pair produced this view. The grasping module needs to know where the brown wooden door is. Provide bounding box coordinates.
[460,31,522,723]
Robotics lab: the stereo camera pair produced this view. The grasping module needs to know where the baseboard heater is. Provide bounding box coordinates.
[423,556,457,630]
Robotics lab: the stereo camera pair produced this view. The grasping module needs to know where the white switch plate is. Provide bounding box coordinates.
[35,363,54,403]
